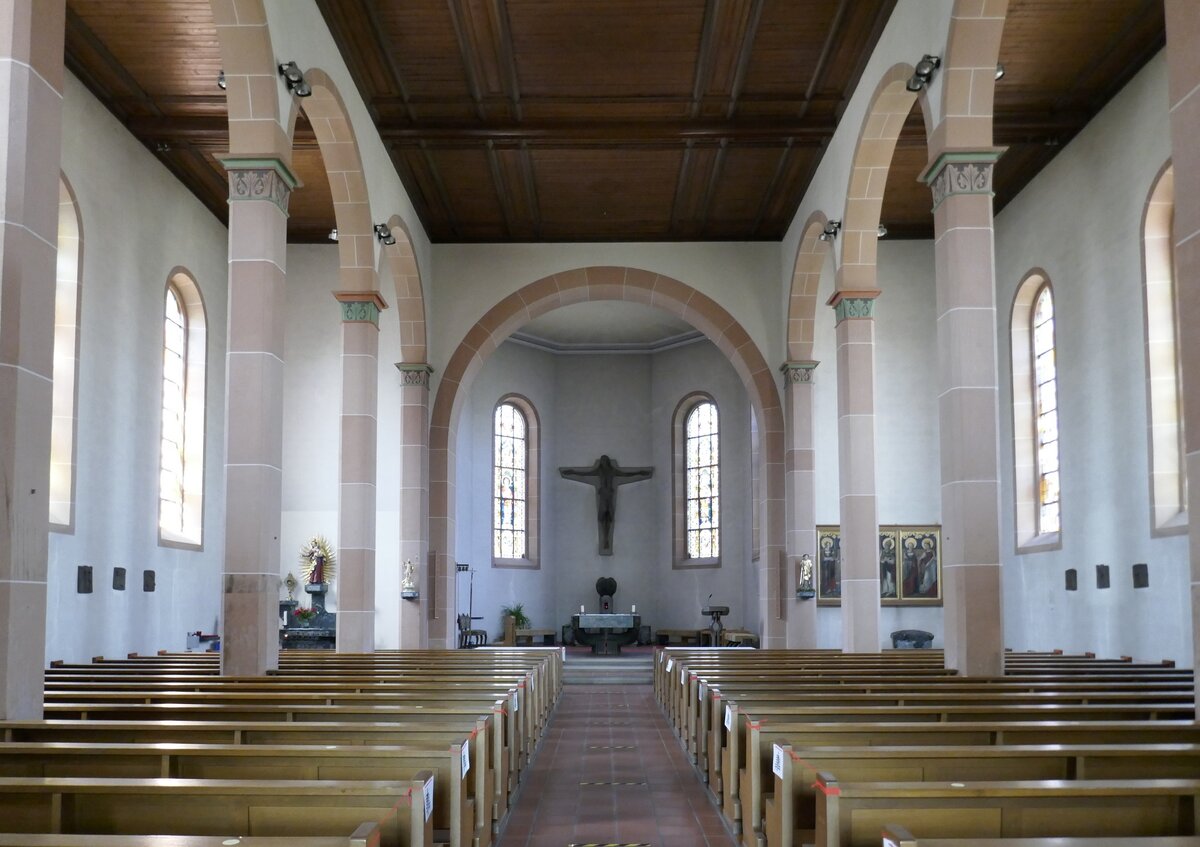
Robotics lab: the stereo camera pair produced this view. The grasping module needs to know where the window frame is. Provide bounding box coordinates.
[49,175,83,532]
[157,271,207,550]
[673,392,722,569]
[491,394,540,569]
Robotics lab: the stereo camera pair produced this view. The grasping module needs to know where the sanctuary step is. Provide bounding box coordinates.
[563,653,654,686]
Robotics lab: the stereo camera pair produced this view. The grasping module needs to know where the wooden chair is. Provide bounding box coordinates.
[457,614,487,648]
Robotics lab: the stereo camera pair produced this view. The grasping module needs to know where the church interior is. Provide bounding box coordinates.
[1,0,1199,844]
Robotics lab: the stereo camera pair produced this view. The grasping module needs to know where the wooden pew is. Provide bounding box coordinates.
[0,775,434,847]
[813,774,1200,847]
[879,824,1200,847]
[0,740,483,847]
[766,743,1200,847]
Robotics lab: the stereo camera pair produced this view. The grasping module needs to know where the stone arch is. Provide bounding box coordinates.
[208,0,290,160]
[934,0,1009,152]
[837,63,932,291]
[427,267,787,648]
[379,215,428,364]
[787,211,836,361]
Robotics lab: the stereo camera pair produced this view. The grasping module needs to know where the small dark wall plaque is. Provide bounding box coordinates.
[77,565,93,594]
[1064,569,1077,591]
[1132,563,1149,589]
[112,567,126,591]
[143,570,156,592]
[1095,564,1110,589]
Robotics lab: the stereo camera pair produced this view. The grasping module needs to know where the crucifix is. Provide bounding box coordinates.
[559,454,654,556]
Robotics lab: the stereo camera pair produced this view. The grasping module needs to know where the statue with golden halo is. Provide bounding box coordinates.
[299,536,336,586]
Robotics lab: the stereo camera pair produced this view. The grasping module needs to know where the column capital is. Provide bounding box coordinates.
[395,363,434,388]
[335,291,389,327]
[218,156,300,213]
[780,360,820,384]
[920,149,1004,212]
[827,290,880,323]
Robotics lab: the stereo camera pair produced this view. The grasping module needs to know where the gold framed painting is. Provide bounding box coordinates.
[897,526,942,604]
[878,527,900,604]
[816,526,841,604]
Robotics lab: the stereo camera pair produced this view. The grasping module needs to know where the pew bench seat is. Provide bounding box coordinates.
[880,826,1200,847]
[0,776,434,847]
[0,826,382,847]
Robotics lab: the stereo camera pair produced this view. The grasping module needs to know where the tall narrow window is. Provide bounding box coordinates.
[158,271,206,548]
[1142,163,1186,533]
[674,394,721,567]
[1031,285,1060,535]
[1011,271,1061,550]
[49,176,83,530]
[493,396,539,568]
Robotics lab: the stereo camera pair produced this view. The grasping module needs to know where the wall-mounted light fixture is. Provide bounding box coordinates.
[328,228,339,242]
[906,54,941,92]
[374,223,396,246]
[217,70,227,90]
[877,224,888,238]
[278,61,312,97]
[818,219,841,242]
[994,63,1006,81]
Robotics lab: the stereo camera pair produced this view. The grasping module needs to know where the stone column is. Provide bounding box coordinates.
[334,293,387,653]
[1164,1,1200,695]
[220,159,296,676]
[0,0,64,717]
[396,364,432,649]
[781,361,819,648]
[828,291,881,652]
[922,151,1005,676]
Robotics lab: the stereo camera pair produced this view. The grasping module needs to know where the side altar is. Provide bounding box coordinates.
[279,537,337,650]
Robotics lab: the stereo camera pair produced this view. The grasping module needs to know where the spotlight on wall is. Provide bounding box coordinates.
[278,61,312,97]
[877,224,888,238]
[154,141,171,154]
[217,70,227,90]
[374,223,396,246]
[906,54,941,92]
[818,220,842,242]
[994,63,1006,81]
[328,228,339,242]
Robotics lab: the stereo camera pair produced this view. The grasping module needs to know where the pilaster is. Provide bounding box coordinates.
[925,150,1005,676]
[781,361,819,648]
[220,156,293,676]
[827,290,881,653]
[397,363,434,648]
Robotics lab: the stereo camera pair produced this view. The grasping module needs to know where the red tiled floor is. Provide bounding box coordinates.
[498,684,737,847]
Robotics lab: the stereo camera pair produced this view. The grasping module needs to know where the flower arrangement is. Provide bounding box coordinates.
[293,607,319,623]
[299,535,337,585]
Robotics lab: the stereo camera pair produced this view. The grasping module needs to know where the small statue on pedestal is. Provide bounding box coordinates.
[797,553,816,600]
[299,536,336,588]
[401,559,419,599]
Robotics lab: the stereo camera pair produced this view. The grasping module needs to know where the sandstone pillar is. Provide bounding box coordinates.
[781,361,819,648]
[397,364,433,648]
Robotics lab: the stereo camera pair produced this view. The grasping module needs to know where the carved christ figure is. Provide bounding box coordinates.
[559,455,654,556]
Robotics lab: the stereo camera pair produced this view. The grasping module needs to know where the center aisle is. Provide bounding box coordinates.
[498,684,737,847]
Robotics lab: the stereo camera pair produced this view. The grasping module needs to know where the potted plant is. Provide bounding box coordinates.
[500,603,530,630]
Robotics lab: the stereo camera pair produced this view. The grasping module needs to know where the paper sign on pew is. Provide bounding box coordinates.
[772,744,785,779]
[423,775,434,822]
[882,839,899,847]
[724,705,732,730]
[666,658,674,672]
[461,741,470,778]
[699,682,706,700]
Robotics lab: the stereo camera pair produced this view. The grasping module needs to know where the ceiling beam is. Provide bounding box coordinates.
[724,0,765,119]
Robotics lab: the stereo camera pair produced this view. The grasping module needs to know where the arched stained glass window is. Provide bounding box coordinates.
[49,175,82,530]
[159,286,187,535]
[494,402,527,560]
[685,400,720,559]
[1031,285,1060,535]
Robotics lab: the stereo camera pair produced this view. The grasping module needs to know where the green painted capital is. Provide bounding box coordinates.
[780,361,819,384]
[220,157,299,213]
[339,300,381,326]
[920,150,1004,212]
[832,297,875,322]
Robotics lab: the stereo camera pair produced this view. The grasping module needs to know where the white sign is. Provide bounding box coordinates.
[724,705,733,731]
[680,668,685,684]
[772,744,785,779]
[699,682,706,701]
[666,659,674,672]
[514,691,520,712]
[658,651,664,664]
[460,741,470,777]
[883,839,899,847]
[422,775,434,821]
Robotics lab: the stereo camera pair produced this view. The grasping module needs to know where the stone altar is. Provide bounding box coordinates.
[571,612,641,655]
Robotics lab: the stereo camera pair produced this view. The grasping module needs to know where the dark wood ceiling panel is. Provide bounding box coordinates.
[532,147,682,239]
[65,1,1167,243]
[706,146,784,234]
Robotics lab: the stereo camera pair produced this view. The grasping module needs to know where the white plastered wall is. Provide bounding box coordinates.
[46,73,230,663]
[994,53,1191,667]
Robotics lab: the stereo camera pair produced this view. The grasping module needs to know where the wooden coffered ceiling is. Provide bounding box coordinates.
[64,0,1165,244]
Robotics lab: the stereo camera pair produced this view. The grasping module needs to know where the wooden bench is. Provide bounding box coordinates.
[0,740,483,847]
[766,743,1200,847]
[0,831,383,847]
[880,825,1200,847]
[814,774,1200,847]
[0,775,433,847]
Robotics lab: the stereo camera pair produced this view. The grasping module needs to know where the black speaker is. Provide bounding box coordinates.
[112,567,126,591]
[77,565,93,594]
